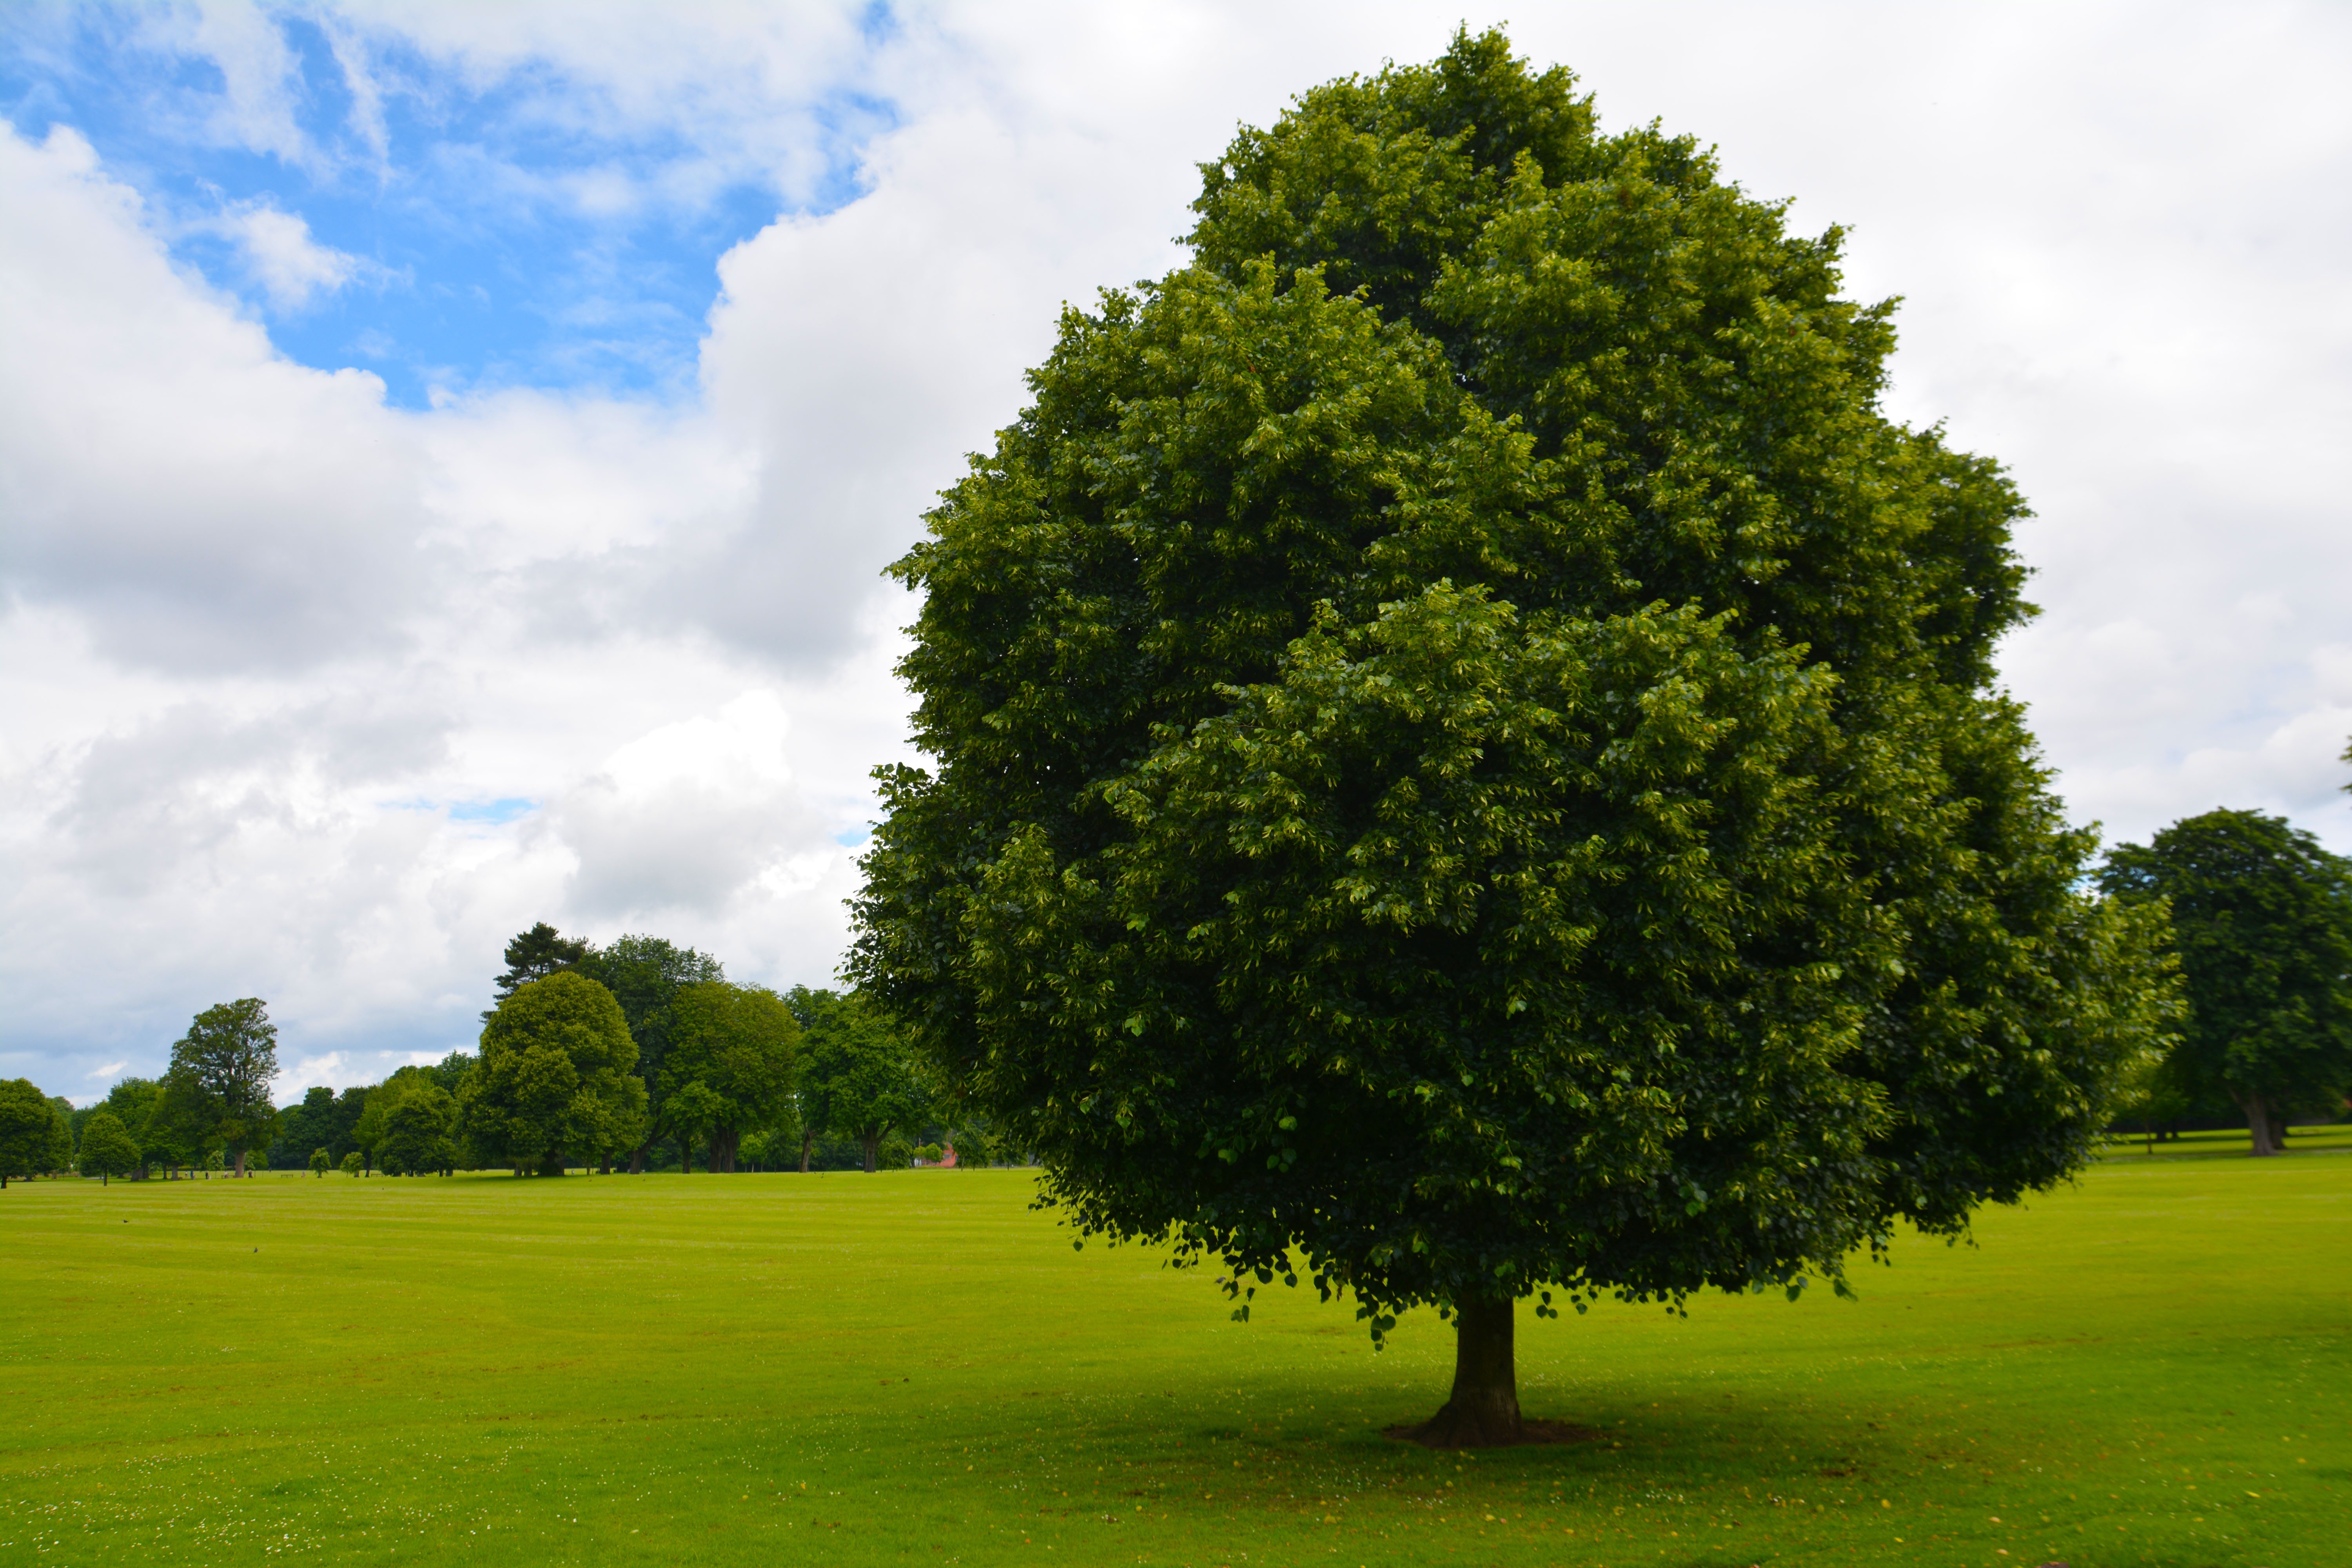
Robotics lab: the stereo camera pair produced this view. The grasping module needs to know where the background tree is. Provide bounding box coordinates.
[78,1111,141,1185]
[167,998,279,1177]
[790,987,927,1174]
[0,1079,62,1185]
[485,922,589,1018]
[309,1146,330,1177]
[269,1085,336,1171]
[575,935,724,1172]
[377,1089,459,1176]
[43,1096,75,1172]
[2101,809,2352,1156]
[339,1151,362,1176]
[850,29,2178,1445]
[659,982,800,1172]
[662,1080,725,1174]
[143,1072,219,1179]
[359,1070,461,1175]
[459,972,647,1175]
[90,1078,163,1178]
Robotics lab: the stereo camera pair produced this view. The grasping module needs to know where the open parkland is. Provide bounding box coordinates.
[1,1129,2344,1568]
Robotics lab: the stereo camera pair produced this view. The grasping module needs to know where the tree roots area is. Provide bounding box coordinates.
[3,1156,2342,1566]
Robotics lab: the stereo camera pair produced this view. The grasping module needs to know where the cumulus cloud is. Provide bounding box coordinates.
[0,125,424,672]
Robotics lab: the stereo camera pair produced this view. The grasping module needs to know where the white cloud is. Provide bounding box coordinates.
[4,0,2350,1107]
[207,200,376,312]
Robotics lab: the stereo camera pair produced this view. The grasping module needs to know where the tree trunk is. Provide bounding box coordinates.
[2239,1089,2279,1157]
[800,1129,813,1173]
[862,1134,878,1173]
[678,1135,692,1174]
[234,1148,247,1178]
[629,1141,647,1175]
[1402,1296,1524,1447]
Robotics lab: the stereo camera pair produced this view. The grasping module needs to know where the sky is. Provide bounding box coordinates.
[3,1,2348,1106]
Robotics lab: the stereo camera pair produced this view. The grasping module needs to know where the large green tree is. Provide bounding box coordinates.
[2100,809,2352,1156]
[850,30,2178,1445]
[789,988,927,1174]
[167,998,280,1177]
[78,1111,141,1185]
[459,972,648,1175]
[659,982,800,1172]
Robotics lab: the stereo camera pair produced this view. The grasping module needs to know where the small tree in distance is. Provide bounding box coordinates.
[851,30,2180,1445]
[79,1111,141,1185]
[167,998,279,1177]
[790,988,926,1174]
[309,1147,330,1177]
[459,972,647,1175]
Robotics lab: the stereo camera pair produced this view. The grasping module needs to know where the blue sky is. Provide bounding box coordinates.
[1,3,894,405]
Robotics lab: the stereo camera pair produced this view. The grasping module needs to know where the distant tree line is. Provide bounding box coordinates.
[23,924,1016,1183]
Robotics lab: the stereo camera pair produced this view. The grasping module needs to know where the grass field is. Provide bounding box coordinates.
[2,1151,2344,1568]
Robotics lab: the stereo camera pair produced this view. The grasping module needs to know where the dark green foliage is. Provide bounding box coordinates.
[486,922,590,1018]
[459,972,647,1173]
[77,1111,140,1183]
[268,1085,340,1170]
[142,1072,221,1178]
[376,1082,460,1176]
[167,998,279,1176]
[657,982,799,1172]
[45,1097,75,1172]
[788,987,927,1174]
[0,1079,65,1184]
[91,1077,163,1176]
[575,934,724,1167]
[308,1146,330,1176]
[851,29,2177,1343]
[2101,809,2352,1154]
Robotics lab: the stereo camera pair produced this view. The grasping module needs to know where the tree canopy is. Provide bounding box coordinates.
[167,998,279,1176]
[459,972,647,1175]
[849,29,2178,1444]
[2100,809,2352,1155]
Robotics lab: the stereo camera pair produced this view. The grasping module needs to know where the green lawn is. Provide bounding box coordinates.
[2,1152,2343,1568]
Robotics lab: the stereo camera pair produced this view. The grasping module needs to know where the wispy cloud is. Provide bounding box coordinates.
[201,199,382,312]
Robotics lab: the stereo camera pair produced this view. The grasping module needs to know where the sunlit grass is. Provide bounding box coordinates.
[2,1147,2344,1566]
